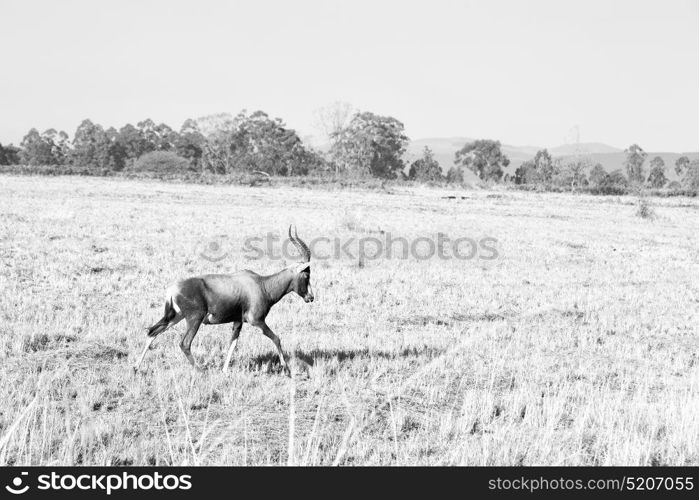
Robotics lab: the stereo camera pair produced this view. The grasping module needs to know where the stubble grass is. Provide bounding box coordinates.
[0,175,697,465]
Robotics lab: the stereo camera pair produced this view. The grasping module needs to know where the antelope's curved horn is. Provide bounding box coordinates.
[288,225,311,262]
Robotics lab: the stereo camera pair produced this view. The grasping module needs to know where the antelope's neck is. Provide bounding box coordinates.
[262,268,294,304]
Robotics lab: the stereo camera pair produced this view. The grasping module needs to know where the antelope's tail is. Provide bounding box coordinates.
[147,296,177,337]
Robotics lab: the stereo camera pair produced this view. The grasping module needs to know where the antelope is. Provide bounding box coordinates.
[133,225,314,376]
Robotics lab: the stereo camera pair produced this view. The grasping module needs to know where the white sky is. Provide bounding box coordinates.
[1,0,697,151]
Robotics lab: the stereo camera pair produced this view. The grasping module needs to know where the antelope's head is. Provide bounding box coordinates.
[288,225,314,303]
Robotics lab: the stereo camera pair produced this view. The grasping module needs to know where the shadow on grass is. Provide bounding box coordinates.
[244,345,446,371]
[394,312,506,327]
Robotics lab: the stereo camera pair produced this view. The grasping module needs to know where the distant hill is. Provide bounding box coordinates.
[406,138,623,171]
[548,143,623,156]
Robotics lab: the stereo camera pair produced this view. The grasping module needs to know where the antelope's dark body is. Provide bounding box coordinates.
[135,226,313,376]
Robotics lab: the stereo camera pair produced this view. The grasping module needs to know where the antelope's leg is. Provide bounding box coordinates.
[222,321,243,373]
[258,322,290,377]
[133,336,155,373]
[133,315,183,373]
[180,315,205,372]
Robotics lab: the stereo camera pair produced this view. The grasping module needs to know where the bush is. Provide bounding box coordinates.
[635,196,655,219]
[445,166,465,184]
[586,184,629,195]
[408,147,443,182]
[0,164,114,176]
[129,151,193,175]
[682,162,699,191]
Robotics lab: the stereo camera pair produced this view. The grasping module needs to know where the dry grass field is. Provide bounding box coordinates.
[0,174,697,465]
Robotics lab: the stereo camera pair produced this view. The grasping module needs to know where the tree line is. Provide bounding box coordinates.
[0,112,324,176]
[1,107,697,193]
[0,109,412,178]
[509,144,699,193]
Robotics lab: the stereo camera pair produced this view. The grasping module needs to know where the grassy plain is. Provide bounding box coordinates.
[0,174,697,465]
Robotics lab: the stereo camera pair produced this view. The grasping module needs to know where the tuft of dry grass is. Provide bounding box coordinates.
[0,174,697,465]
[636,196,656,219]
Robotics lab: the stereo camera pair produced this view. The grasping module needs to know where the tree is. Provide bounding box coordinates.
[116,123,150,162]
[197,110,321,176]
[682,160,699,191]
[0,143,21,165]
[105,127,128,171]
[675,155,690,176]
[240,110,308,175]
[45,129,71,164]
[624,144,647,185]
[197,112,237,137]
[136,119,159,154]
[603,169,629,192]
[445,165,464,184]
[532,149,554,184]
[19,128,69,165]
[454,139,510,182]
[197,112,241,174]
[330,112,409,178]
[647,156,667,188]
[313,102,355,173]
[589,165,629,194]
[589,163,608,187]
[408,146,442,181]
[313,102,355,166]
[20,128,55,165]
[135,119,176,152]
[175,119,206,170]
[554,158,588,189]
[69,119,111,169]
[514,160,538,184]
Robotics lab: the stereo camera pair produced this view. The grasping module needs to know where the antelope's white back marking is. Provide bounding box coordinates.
[167,286,182,313]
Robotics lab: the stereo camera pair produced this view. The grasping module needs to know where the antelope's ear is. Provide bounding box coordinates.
[294,262,311,274]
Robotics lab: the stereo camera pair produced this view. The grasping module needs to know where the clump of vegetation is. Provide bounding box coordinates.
[647,156,667,188]
[680,160,699,191]
[129,150,193,175]
[408,146,442,182]
[635,195,655,219]
[454,139,510,182]
[330,111,409,179]
[624,144,647,185]
[446,165,465,185]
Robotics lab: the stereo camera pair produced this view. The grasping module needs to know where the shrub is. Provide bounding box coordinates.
[514,161,538,185]
[446,165,465,184]
[635,196,655,219]
[682,162,699,191]
[586,169,630,195]
[408,147,443,182]
[129,151,193,175]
